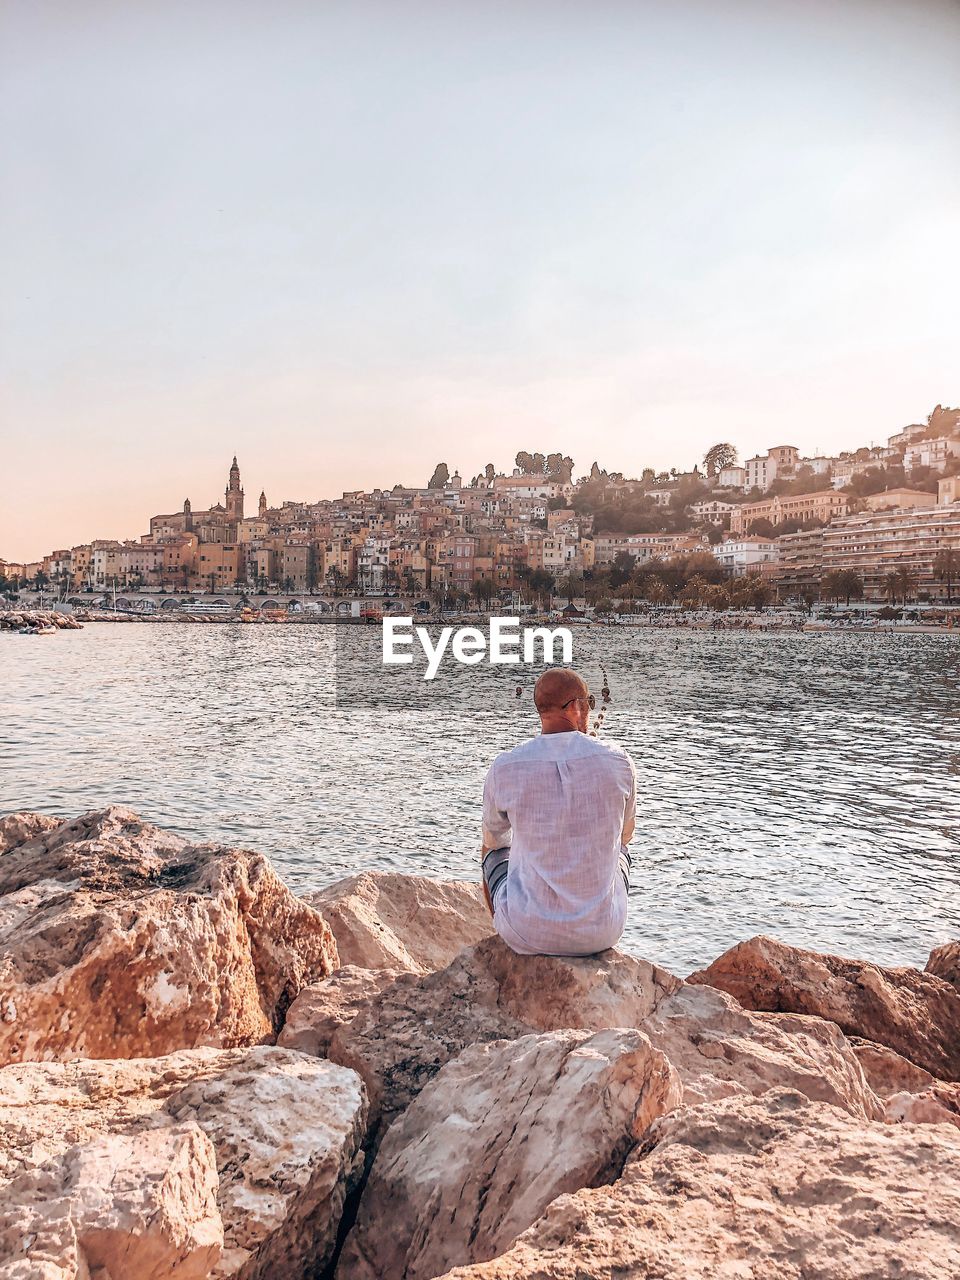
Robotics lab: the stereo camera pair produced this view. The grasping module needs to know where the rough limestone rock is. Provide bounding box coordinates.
[305,871,492,972]
[437,1090,960,1280]
[0,807,338,1064]
[927,939,960,989]
[327,936,681,1131]
[690,934,960,1080]
[849,1036,936,1097]
[0,812,61,856]
[0,1045,366,1279]
[338,1029,682,1280]
[0,1124,222,1280]
[278,965,404,1058]
[847,1038,960,1131]
[323,937,879,1141]
[645,982,883,1120]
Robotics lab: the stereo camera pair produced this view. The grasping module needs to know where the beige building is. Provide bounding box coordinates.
[863,489,937,512]
[280,543,316,592]
[774,528,825,598]
[589,532,707,566]
[196,542,242,592]
[70,545,92,590]
[729,490,850,535]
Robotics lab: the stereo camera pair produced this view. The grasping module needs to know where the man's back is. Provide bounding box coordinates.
[482,730,636,956]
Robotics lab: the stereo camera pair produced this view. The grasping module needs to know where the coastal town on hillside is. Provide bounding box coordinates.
[4,405,960,610]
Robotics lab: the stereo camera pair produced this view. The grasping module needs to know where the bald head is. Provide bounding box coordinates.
[534,667,588,712]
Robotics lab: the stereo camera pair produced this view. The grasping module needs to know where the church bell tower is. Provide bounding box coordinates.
[225,456,244,523]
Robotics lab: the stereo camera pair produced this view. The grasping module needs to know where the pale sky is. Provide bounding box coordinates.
[2,0,959,561]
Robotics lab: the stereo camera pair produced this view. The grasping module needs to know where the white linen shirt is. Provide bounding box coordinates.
[482,730,637,956]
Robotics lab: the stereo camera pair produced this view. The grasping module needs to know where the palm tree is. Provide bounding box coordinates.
[934,548,958,603]
[558,573,584,605]
[882,572,900,605]
[644,577,672,606]
[895,564,918,604]
[820,570,844,604]
[838,569,864,605]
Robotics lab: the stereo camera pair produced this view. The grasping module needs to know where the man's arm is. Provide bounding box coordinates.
[481,766,511,917]
[620,757,637,847]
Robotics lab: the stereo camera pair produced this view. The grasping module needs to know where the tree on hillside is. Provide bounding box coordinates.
[514,451,574,480]
[484,462,496,482]
[473,577,496,610]
[607,552,635,589]
[681,550,726,584]
[558,573,584,604]
[746,518,776,538]
[428,463,450,489]
[527,568,555,606]
[846,467,889,498]
[703,443,738,477]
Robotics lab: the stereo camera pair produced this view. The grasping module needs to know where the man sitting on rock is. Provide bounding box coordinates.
[481,667,637,956]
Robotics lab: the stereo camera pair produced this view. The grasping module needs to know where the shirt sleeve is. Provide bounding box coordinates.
[620,755,637,846]
[482,763,512,851]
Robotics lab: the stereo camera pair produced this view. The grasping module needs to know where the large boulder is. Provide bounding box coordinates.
[279,966,404,1059]
[304,872,492,972]
[0,1045,366,1279]
[645,982,883,1120]
[326,936,681,1132]
[690,934,960,1080]
[849,1038,960,1132]
[0,812,61,855]
[0,807,338,1063]
[321,937,881,1140]
[0,1126,222,1280]
[437,1090,960,1280]
[338,1029,682,1280]
[927,939,960,989]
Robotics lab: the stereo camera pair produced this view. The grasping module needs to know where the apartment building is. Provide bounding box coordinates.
[689,499,737,526]
[588,532,707,566]
[744,445,800,490]
[822,505,960,600]
[774,528,825,598]
[715,537,779,578]
[903,436,959,472]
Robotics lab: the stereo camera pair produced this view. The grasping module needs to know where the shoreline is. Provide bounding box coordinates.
[3,606,958,634]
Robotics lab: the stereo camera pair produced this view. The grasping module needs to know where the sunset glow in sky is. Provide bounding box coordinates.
[2,0,959,560]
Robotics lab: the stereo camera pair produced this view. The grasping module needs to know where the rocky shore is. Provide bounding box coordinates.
[1,807,959,1278]
[0,610,83,631]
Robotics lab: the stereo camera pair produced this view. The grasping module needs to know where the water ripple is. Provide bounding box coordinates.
[1,624,958,972]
